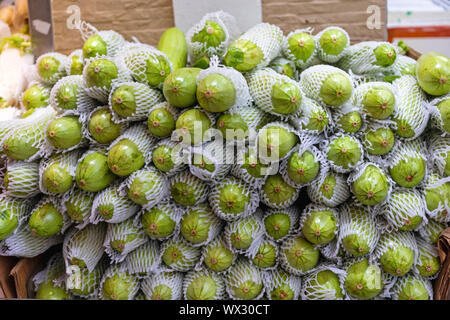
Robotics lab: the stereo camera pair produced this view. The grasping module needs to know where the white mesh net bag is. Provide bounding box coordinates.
[2,106,56,162]
[83,106,127,146]
[108,123,158,168]
[27,195,72,236]
[427,134,450,177]
[418,218,448,244]
[268,57,297,79]
[209,176,260,221]
[389,273,433,300]
[380,187,427,232]
[81,29,126,60]
[300,263,347,300]
[224,210,265,257]
[332,101,367,136]
[104,216,148,263]
[98,262,140,300]
[372,230,418,277]
[298,203,339,247]
[119,46,173,89]
[0,224,63,258]
[152,138,188,177]
[50,75,98,115]
[125,239,161,278]
[260,173,300,209]
[263,206,300,243]
[246,67,303,119]
[351,81,397,121]
[65,49,84,75]
[182,268,226,300]
[423,172,450,223]
[119,166,170,209]
[299,65,353,108]
[0,194,36,240]
[307,171,350,207]
[315,26,350,63]
[62,188,95,229]
[428,93,450,135]
[189,140,233,183]
[159,235,202,272]
[391,76,429,140]
[262,268,302,300]
[278,233,321,276]
[338,41,399,75]
[33,252,67,292]
[63,223,107,272]
[322,133,364,173]
[413,236,441,280]
[360,120,398,166]
[147,101,180,139]
[224,22,283,72]
[337,203,380,258]
[19,80,51,110]
[138,200,183,241]
[108,81,164,123]
[141,271,184,300]
[82,55,132,103]
[91,183,141,224]
[38,149,81,196]
[250,237,279,271]
[282,28,317,70]
[3,159,40,198]
[195,234,236,274]
[36,52,68,85]
[169,170,210,208]
[390,54,417,76]
[225,257,265,300]
[180,202,224,247]
[45,113,88,154]
[290,97,333,136]
[186,10,240,62]
[67,258,107,299]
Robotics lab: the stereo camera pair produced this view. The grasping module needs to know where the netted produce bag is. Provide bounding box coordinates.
[180,203,224,247]
[151,138,187,176]
[33,252,70,300]
[159,235,202,272]
[246,67,302,119]
[2,106,56,162]
[0,195,36,240]
[257,122,299,164]
[50,75,97,114]
[337,203,380,258]
[82,55,132,103]
[224,211,264,257]
[189,140,233,182]
[250,238,279,270]
[141,271,184,300]
[300,263,346,300]
[418,218,448,244]
[140,200,183,241]
[338,41,399,75]
[147,102,179,138]
[428,94,450,135]
[195,234,236,273]
[332,102,365,136]
[423,172,450,223]
[91,183,140,224]
[125,239,161,278]
[225,257,265,300]
[279,234,320,276]
[299,65,353,108]
[427,134,450,177]
[75,147,115,193]
[20,81,51,110]
[3,159,40,198]
[322,134,364,173]
[315,26,350,63]
[361,121,397,165]
[68,258,106,299]
[173,106,216,146]
[268,57,297,79]
[66,49,84,75]
[39,149,81,196]
[169,170,210,207]
[389,54,417,77]
[81,27,126,60]
[351,82,397,120]
[36,52,68,85]
[45,114,86,153]
[119,166,169,208]
[282,28,316,70]
[290,97,333,136]
[0,224,63,258]
[261,173,300,209]
[27,196,72,237]
[373,230,418,277]
[182,268,226,300]
[223,22,283,72]
[300,204,338,246]
[107,123,157,176]
[391,76,429,140]
[186,11,240,63]
[209,176,259,221]
[62,189,94,229]
[388,138,427,188]
[63,223,107,272]
[120,46,173,89]
[414,236,441,279]
[307,171,350,207]
[263,206,300,243]
[84,106,126,145]
[389,274,433,300]
[109,81,164,123]
[262,268,302,300]
[104,216,148,263]
[99,262,140,300]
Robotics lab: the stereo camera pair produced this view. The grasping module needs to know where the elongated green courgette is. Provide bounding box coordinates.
[157,27,187,70]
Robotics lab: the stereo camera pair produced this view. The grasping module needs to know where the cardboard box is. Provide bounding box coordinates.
[31,0,387,55]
